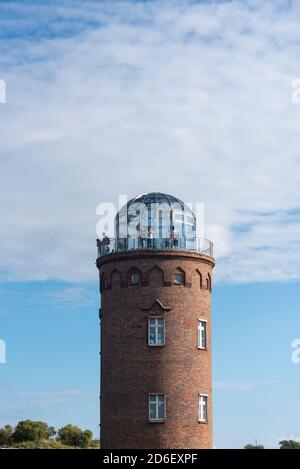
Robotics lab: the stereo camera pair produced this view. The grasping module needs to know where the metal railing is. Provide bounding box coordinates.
[97,237,213,258]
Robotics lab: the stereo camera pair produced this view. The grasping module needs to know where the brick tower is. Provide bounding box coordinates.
[96,193,215,449]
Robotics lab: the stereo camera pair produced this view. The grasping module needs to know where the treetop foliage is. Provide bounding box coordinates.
[279,440,300,449]
[0,420,98,449]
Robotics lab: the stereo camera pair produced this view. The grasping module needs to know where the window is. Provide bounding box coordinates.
[197,271,202,289]
[173,211,194,225]
[198,320,207,349]
[199,395,208,422]
[173,272,184,284]
[149,394,165,421]
[186,215,194,225]
[131,273,140,285]
[148,318,165,346]
[206,273,211,290]
[174,212,184,222]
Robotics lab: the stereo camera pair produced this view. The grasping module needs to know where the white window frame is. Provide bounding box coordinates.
[148,317,165,346]
[198,394,208,422]
[149,394,166,421]
[198,319,207,350]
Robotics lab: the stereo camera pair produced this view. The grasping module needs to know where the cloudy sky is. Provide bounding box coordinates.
[1,0,300,448]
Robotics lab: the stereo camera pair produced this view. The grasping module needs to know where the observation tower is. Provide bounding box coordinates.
[96,192,215,449]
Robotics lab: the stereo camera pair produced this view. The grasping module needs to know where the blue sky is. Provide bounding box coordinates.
[213,281,300,447]
[0,281,99,435]
[1,0,300,447]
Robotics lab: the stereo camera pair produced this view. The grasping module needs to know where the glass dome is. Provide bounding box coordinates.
[115,192,196,251]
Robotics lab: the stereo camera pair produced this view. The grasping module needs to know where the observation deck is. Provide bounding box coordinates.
[97,192,213,260]
[97,236,213,258]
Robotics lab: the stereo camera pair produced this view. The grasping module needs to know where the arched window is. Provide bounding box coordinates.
[131,273,140,285]
[148,266,164,286]
[206,273,211,291]
[173,267,185,285]
[196,270,202,289]
[127,267,142,286]
[100,272,108,292]
[110,269,121,288]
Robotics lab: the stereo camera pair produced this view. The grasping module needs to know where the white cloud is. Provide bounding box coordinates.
[214,381,258,391]
[18,389,91,397]
[0,0,300,283]
[46,285,96,309]
[214,379,279,391]
[17,389,97,407]
[273,433,300,444]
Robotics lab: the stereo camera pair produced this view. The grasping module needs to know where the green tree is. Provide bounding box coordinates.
[13,420,56,443]
[0,425,13,446]
[279,440,300,449]
[90,439,100,448]
[78,430,93,448]
[244,443,264,449]
[58,424,93,448]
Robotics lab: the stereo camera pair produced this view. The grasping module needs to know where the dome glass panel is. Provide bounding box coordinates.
[115,192,196,251]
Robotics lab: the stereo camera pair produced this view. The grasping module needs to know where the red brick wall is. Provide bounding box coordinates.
[97,250,215,449]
